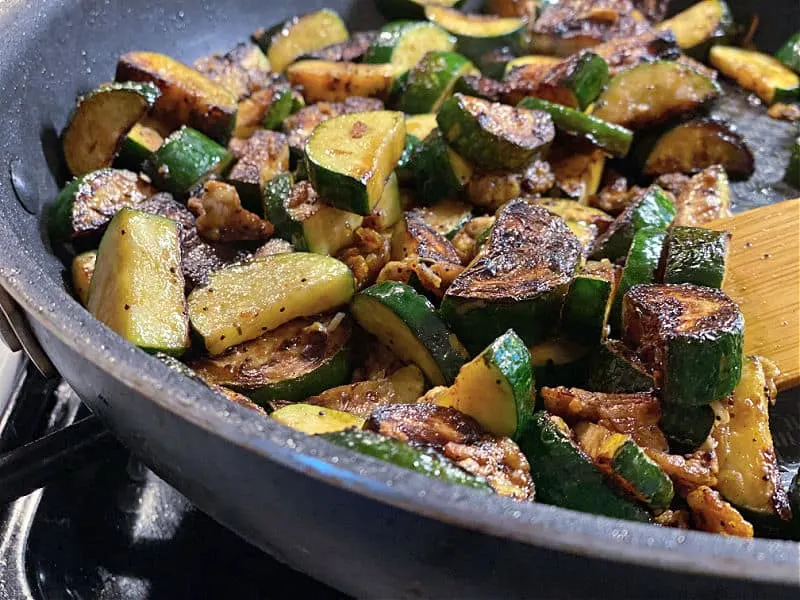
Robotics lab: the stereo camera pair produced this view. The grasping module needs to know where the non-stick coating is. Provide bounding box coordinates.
[0,0,798,597]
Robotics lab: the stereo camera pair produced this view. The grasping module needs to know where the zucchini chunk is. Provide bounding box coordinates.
[436,94,555,171]
[350,281,468,386]
[264,175,362,255]
[586,339,655,394]
[393,50,474,114]
[116,52,238,144]
[187,253,355,355]
[532,199,614,234]
[466,160,555,213]
[404,113,438,139]
[322,429,491,490]
[656,0,733,58]
[670,165,731,227]
[286,60,403,103]
[63,82,160,177]
[408,130,473,205]
[540,386,667,451]
[434,330,534,439]
[590,185,675,261]
[305,110,405,215]
[227,130,290,213]
[71,250,97,306]
[528,338,590,390]
[712,356,791,519]
[561,260,617,344]
[88,208,188,355]
[424,7,527,63]
[415,198,473,240]
[710,45,800,105]
[375,0,464,20]
[517,412,652,522]
[305,377,416,417]
[663,226,729,289]
[49,169,155,243]
[441,200,582,352]
[115,123,164,171]
[253,9,349,73]
[546,140,606,206]
[392,210,463,265]
[592,61,720,129]
[367,173,403,231]
[194,43,272,101]
[453,74,509,102]
[591,30,680,76]
[686,486,754,537]
[574,422,674,511]
[608,227,667,334]
[659,402,714,454]
[517,97,632,157]
[365,21,456,69]
[272,404,365,435]
[641,119,754,179]
[232,85,304,139]
[504,55,562,75]
[776,32,800,74]
[190,313,352,406]
[299,31,378,63]
[622,283,744,406]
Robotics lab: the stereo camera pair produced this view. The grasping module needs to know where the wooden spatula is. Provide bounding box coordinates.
[703,198,799,391]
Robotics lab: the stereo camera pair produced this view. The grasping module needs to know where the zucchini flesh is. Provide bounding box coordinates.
[304,377,414,417]
[517,96,632,157]
[574,422,674,511]
[532,199,614,234]
[194,43,272,100]
[415,198,473,240]
[586,339,655,394]
[392,210,463,265]
[299,31,378,63]
[436,94,555,171]
[393,50,474,114]
[116,51,238,144]
[350,281,468,386]
[115,123,164,171]
[254,9,349,73]
[408,129,473,205]
[71,250,97,306]
[404,113,438,139]
[642,119,754,179]
[592,61,720,129]
[517,412,652,523]
[87,208,188,355]
[287,60,402,103]
[441,200,582,352]
[672,165,731,227]
[656,0,733,58]
[591,30,681,77]
[368,173,403,231]
[561,260,617,344]
[504,55,561,76]
[663,226,729,289]
[424,6,526,62]
[434,330,534,439]
[305,110,405,215]
[622,283,744,407]
[322,429,490,490]
[63,82,160,177]
[272,404,365,435]
[710,45,800,104]
[375,0,464,20]
[776,32,800,74]
[546,140,606,206]
[227,130,290,213]
[190,313,352,405]
[365,21,456,69]
[466,161,555,213]
[49,169,155,243]
[145,127,233,198]
[187,253,355,355]
[659,402,714,454]
[591,185,676,261]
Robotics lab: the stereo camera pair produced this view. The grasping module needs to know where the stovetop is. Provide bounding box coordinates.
[0,360,346,600]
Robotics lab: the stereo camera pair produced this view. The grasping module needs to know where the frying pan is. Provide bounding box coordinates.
[0,0,798,597]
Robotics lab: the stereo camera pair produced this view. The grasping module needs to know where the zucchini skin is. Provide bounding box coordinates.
[408,130,472,205]
[586,340,654,394]
[364,21,456,68]
[561,260,616,344]
[656,0,733,59]
[660,402,714,454]
[608,437,674,511]
[517,412,652,523]
[663,226,729,289]
[248,349,351,405]
[394,50,474,114]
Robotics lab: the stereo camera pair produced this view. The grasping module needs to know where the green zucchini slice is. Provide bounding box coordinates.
[590,186,676,261]
[441,200,582,352]
[87,208,188,356]
[592,61,720,129]
[424,6,527,63]
[786,137,800,188]
[562,260,617,344]
[190,313,352,405]
[62,82,160,177]
[408,129,473,205]
[512,51,610,110]
[656,0,733,58]
[71,250,97,306]
[272,404,365,434]
[415,198,473,240]
[350,281,468,386]
[305,110,405,215]
[393,50,474,114]
[586,339,655,394]
[365,21,456,69]
[436,94,555,171]
[115,123,164,171]
[49,169,155,243]
[434,330,534,439]
[517,96,632,158]
[263,175,363,255]
[253,9,349,73]
[322,429,490,490]
[710,45,800,104]
[574,422,674,511]
[116,51,238,144]
[776,32,800,74]
[517,412,652,523]
[622,283,744,407]
[663,226,730,289]
[375,0,464,20]
[187,253,355,355]
[659,402,714,454]
[641,119,755,180]
[286,60,403,103]
[227,130,290,213]
[145,127,233,198]
[369,173,403,231]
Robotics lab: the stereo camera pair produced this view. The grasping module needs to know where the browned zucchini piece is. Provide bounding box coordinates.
[686,486,754,537]
[591,29,680,76]
[548,138,606,204]
[641,119,754,180]
[71,250,96,306]
[669,165,732,227]
[227,130,290,213]
[391,210,463,265]
[286,60,402,103]
[710,45,800,105]
[465,160,555,212]
[194,43,272,100]
[187,181,274,243]
[116,51,239,143]
[644,448,719,494]
[300,31,378,62]
[304,378,403,417]
[281,97,384,154]
[233,84,304,139]
[656,0,734,59]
